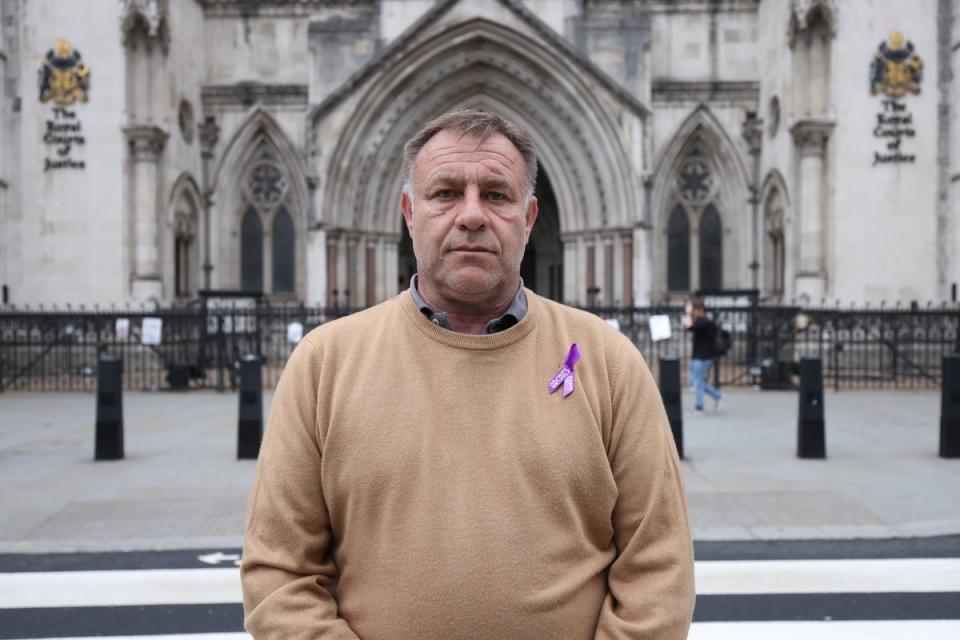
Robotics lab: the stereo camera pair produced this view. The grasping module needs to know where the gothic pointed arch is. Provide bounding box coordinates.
[651,105,751,298]
[167,172,204,227]
[309,7,649,306]
[212,106,309,296]
[310,17,643,238]
[165,172,204,299]
[760,169,791,300]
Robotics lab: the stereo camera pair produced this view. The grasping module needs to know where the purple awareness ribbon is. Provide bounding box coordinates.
[548,343,581,398]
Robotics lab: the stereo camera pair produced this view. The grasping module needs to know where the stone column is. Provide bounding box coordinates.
[562,238,578,305]
[612,234,624,307]
[306,226,326,306]
[124,125,168,302]
[197,116,220,290]
[384,237,399,299]
[632,225,650,306]
[742,113,763,290]
[790,120,834,302]
[326,233,339,307]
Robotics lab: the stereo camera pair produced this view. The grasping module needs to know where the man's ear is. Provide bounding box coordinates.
[524,196,539,244]
[400,190,414,234]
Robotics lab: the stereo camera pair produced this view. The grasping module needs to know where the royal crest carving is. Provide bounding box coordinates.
[870,31,923,98]
[38,39,90,106]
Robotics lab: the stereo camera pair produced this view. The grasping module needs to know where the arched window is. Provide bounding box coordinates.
[272,206,295,293]
[664,140,727,295]
[667,205,690,291]
[241,207,263,292]
[238,149,298,296]
[172,204,198,299]
[174,235,192,297]
[764,191,786,297]
[699,205,723,291]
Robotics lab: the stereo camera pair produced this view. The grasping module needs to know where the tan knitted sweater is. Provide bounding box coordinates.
[241,290,695,639]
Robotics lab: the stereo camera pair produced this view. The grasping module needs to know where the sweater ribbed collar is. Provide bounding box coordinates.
[400,286,538,350]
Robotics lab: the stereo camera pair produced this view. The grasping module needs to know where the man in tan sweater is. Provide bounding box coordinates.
[241,110,695,638]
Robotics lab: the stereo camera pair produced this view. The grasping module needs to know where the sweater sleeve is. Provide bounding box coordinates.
[594,340,696,639]
[240,336,361,639]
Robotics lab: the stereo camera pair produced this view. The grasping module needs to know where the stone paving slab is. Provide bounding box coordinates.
[0,388,957,552]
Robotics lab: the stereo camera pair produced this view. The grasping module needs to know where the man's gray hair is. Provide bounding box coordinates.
[402,110,539,202]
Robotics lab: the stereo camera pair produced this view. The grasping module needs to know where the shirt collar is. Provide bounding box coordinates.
[409,274,527,334]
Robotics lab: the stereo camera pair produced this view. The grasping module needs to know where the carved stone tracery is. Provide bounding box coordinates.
[789,0,838,43]
[121,0,170,49]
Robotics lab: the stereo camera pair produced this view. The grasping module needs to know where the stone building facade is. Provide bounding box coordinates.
[0,0,957,307]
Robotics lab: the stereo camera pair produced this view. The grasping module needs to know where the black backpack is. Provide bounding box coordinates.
[712,325,732,357]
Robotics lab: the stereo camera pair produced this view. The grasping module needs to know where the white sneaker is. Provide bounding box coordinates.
[714,393,724,411]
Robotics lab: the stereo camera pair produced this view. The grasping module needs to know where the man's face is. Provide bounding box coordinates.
[401,130,538,311]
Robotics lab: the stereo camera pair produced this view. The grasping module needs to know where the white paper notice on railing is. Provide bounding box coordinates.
[115,318,130,340]
[649,314,672,342]
[141,317,163,345]
[287,321,304,344]
[605,318,621,331]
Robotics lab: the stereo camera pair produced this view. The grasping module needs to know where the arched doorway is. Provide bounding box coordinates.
[521,168,562,301]
[399,224,415,292]
[309,15,647,307]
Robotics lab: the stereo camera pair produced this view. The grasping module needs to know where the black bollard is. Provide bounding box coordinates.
[939,354,960,458]
[95,356,124,461]
[237,354,263,460]
[659,357,684,459]
[797,356,826,459]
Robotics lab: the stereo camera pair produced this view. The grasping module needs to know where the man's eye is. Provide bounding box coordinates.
[435,189,456,199]
[486,192,507,202]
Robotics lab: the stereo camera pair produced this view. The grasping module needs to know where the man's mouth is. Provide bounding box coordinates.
[451,245,494,253]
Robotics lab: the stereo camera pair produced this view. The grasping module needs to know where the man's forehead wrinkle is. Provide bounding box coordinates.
[421,167,519,193]
[419,153,522,177]
[420,155,520,184]
[420,144,521,167]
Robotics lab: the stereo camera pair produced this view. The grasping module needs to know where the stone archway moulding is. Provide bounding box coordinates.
[213,106,312,227]
[760,168,791,212]
[162,172,204,298]
[310,18,644,239]
[651,105,752,224]
[167,172,203,227]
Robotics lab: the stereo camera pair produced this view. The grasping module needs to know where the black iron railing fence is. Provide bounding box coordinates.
[1,301,958,392]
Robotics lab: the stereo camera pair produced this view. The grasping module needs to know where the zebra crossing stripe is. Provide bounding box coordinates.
[688,620,960,639]
[4,636,251,640]
[2,558,960,609]
[5,621,960,640]
[0,569,240,608]
[695,558,960,594]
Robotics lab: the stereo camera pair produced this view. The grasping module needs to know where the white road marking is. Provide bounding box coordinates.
[5,636,251,640]
[689,620,960,639]
[2,558,959,609]
[7,622,960,640]
[695,558,960,594]
[0,568,240,608]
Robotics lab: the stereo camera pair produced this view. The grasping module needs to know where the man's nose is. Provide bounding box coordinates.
[456,188,487,230]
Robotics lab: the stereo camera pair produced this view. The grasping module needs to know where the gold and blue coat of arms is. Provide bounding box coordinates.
[38,39,91,105]
[870,30,923,98]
